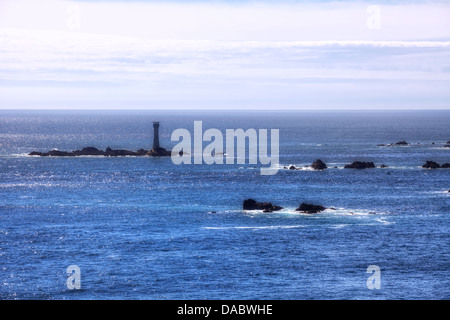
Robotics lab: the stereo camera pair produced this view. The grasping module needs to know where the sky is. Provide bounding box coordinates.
[0,0,449,110]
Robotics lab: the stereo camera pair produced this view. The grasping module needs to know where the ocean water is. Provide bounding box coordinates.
[0,109,449,300]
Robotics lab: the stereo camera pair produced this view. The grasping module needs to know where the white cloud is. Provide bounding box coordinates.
[0,0,449,109]
[0,0,449,41]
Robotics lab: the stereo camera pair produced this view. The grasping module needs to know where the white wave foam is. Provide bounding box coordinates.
[13,153,32,157]
[431,190,450,194]
[203,225,306,230]
[0,182,55,188]
[240,207,386,216]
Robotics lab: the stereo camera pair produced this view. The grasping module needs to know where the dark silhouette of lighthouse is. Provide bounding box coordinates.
[152,121,160,150]
[148,121,170,156]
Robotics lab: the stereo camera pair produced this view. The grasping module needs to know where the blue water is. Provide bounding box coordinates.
[0,110,449,300]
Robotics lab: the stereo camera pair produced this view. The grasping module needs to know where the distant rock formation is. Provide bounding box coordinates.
[295,203,326,214]
[311,159,327,170]
[29,146,172,157]
[380,164,388,168]
[283,159,327,170]
[378,141,410,147]
[344,161,376,169]
[392,141,410,146]
[282,165,300,170]
[421,160,450,169]
[146,147,172,156]
[243,199,283,212]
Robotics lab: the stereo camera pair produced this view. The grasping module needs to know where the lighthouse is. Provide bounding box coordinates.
[153,121,160,150]
[147,121,170,156]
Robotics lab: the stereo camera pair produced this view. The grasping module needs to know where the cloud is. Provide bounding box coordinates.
[0,0,449,109]
[1,0,450,41]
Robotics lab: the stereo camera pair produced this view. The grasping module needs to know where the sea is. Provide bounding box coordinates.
[0,109,449,300]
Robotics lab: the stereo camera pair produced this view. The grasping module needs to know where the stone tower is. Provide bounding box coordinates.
[153,121,160,150]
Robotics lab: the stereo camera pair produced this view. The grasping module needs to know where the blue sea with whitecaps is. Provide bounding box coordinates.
[0,109,449,300]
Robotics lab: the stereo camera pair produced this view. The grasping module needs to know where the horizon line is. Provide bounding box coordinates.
[1,108,449,112]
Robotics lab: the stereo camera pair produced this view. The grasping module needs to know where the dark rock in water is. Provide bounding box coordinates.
[147,147,171,157]
[380,164,388,168]
[444,145,450,148]
[422,161,440,169]
[421,161,450,169]
[344,161,376,169]
[28,146,171,157]
[73,147,105,156]
[311,159,327,170]
[383,141,410,147]
[289,165,297,170]
[295,203,326,214]
[48,150,75,157]
[103,146,147,156]
[243,199,283,212]
[29,149,74,157]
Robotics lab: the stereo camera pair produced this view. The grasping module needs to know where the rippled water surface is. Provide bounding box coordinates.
[0,110,449,299]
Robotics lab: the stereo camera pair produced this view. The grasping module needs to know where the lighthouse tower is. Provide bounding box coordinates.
[152,121,160,150]
[147,121,170,156]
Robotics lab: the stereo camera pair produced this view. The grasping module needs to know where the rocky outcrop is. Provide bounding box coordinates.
[379,141,410,147]
[344,161,376,169]
[74,147,107,156]
[283,160,327,170]
[282,165,300,170]
[29,150,73,157]
[380,164,388,168]
[295,203,326,214]
[29,146,172,157]
[243,199,283,212]
[311,159,327,170]
[146,147,172,157]
[421,161,450,169]
[392,141,409,146]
